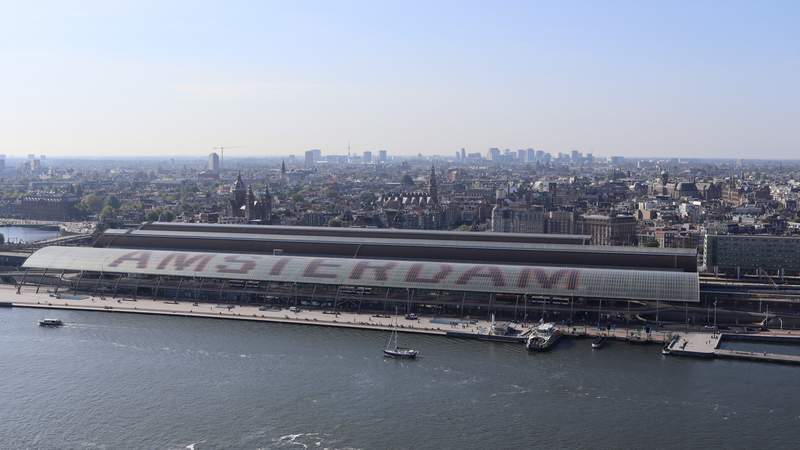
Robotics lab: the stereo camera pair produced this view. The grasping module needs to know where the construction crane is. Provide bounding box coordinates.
[212,146,244,171]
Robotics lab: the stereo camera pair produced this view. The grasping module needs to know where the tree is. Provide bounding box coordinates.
[160,210,176,222]
[104,195,121,210]
[0,232,4,245]
[79,194,105,213]
[145,210,161,222]
[99,205,115,221]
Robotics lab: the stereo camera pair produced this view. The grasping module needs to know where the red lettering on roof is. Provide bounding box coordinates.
[349,260,397,281]
[455,265,506,287]
[303,259,340,279]
[215,255,257,274]
[156,253,213,272]
[269,257,293,275]
[404,263,452,283]
[107,251,152,269]
[516,268,580,290]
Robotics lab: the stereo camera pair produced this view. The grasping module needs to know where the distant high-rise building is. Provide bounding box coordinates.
[460,148,466,160]
[207,152,220,174]
[378,150,387,162]
[571,150,581,163]
[517,149,526,162]
[363,151,373,163]
[526,148,535,162]
[488,147,501,161]
[305,149,322,167]
[0,154,5,171]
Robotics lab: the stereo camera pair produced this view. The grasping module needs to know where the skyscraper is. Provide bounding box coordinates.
[208,152,220,174]
[379,150,387,162]
[305,149,322,167]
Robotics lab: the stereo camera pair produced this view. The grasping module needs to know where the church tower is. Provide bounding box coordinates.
[261,183,273,223]
[245,185,256,221]
[428,164,439,205]
[230,173,247,217]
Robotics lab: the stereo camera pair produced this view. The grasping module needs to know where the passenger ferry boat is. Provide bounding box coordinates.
[38,318,63,327]
[526,322,561,352]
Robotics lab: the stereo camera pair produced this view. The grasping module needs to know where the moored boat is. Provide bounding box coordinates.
[526,322,560,352]
[591,336,605,349]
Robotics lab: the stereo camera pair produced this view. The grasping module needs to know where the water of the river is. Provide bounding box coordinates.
[1,307,798,450]
[0,226,59,243]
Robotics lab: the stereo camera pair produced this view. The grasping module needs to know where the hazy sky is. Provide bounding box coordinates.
[1,0,798,158]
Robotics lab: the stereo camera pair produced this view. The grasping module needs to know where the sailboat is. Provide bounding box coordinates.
[383,329,418,359]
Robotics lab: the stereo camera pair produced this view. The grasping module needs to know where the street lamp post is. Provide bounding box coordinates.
[713,300,718,329]
[597,299,602,330]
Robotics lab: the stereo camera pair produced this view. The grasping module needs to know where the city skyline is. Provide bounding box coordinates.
[2,1,798,158]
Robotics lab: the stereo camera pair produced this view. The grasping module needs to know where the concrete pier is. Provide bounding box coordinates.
[667,331,800,365]
[560,325,672,344]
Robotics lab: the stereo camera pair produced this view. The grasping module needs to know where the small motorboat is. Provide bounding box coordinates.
[38,318,63,327]
[591,336,605,349]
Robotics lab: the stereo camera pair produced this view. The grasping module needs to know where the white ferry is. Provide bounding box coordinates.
[525,323,561,352]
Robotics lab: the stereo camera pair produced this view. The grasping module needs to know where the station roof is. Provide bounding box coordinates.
[24,246,700,303]
[141,222,593,245]
[100,229,696,258]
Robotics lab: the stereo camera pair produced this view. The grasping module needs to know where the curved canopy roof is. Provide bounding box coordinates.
[23,246,700,303]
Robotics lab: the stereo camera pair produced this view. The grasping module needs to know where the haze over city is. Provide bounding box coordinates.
[2,0,798,158]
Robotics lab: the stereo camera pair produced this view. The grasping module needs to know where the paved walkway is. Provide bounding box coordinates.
[668,332,723,355]
[2,285,526,338]
[561,325,672,344]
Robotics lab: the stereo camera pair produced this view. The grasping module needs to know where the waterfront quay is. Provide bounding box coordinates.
[8,283,800,366]
[2,284,511,338]
[667,331,800,365]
